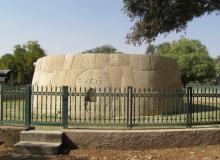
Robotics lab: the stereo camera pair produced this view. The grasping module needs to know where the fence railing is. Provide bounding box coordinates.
[0,85,220,129]
[0,85,25,125]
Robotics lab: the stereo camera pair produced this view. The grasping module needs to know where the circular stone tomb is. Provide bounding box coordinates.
[32,54,182,118]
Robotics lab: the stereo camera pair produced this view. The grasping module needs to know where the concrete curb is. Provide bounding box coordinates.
[1,126,220,149]
[63,128,220,149]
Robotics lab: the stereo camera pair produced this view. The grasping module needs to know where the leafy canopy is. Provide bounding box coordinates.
[123,0,220,44]
[82,45,121,54]
[0,41,46,84]
[155,38,216,85]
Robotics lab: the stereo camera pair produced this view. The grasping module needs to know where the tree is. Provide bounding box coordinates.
[82,45,120,54]
[13,45,28,84]
[0,54,15,69]
[0,41,46,84]
[145,44,156,54]
[214,55,220,84]
[156,42,171,55]
[215,55,220,73]
[123,0,220,44]
[157,38,216,85]
[23,41,46,83]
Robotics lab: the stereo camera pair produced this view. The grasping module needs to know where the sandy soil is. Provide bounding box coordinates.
[0,144,219,160]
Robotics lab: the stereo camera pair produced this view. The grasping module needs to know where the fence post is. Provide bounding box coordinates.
[62,86,68,129]
[0,85,3,125]
[25,85,31,130]
[186,87,192,128]
[127,86,133,129]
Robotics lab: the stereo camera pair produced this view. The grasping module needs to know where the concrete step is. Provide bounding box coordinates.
[20,130,63,143]
[14,141,62,155]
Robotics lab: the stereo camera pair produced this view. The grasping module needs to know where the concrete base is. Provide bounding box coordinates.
[2,126,220,151]
[63,128,220,150]
[20,130,63,143]
[14,130,63,155]
[15,141,61,155]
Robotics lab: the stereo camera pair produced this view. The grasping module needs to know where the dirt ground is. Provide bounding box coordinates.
[0,144,220,160]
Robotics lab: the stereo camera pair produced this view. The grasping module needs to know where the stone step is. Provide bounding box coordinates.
[20,130,63,143]
[14,141,62,155]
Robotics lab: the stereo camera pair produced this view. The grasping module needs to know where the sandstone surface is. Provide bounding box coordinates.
[32,54,182,119]
[33,54,181,88]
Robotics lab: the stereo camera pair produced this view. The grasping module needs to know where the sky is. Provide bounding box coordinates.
[0,0,220,58]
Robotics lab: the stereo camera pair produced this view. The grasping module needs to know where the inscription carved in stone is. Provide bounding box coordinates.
[76,69,111,88]
[77,77,102,85]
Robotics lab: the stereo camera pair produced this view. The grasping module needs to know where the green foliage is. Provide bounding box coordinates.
[123,0,220,44]
[0,41,46,84]
[215,56,220,73]
[0,54,15,69]
[156,38,216,85]
[214,56,220,84]
[82,45,121,54]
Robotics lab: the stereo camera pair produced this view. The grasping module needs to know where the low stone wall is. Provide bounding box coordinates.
[0,126,25,146]
[1,126,220,149]
[63,128,220,150]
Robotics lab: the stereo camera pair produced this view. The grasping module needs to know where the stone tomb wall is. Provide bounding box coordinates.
[32,54,182,119]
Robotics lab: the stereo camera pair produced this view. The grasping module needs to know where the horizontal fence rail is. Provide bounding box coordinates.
[0,84,220,129]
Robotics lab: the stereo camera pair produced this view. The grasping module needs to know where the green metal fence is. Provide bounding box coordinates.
[0,85,220,129]
[0,85,25,125]
[191,87,220,125]
[31,85,63,126]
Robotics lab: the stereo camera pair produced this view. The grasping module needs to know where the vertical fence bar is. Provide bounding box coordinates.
[83,87,86,124]
[30,86,34,123]
[218,88,220,123]
[0,85,3,124]
[9,87,12,121]
[119,88,121,124]
[186,87,192,128]
[98,88,101,124]
[50,86,52,122]
[127,86,133,129]
[45,86,48,122]
[13,86,16,121]
[18,86,22,121]
[25,85,31,129]
[123,88,126,125]
[113,88,116,124]
[79,87,82,124]
[18,86,21,121]
[74,87,77,124]
[204,87,207,121]
[62,86,68,129]
[103,88,106,124]
[55,87,57,122]
[215,88,220,122]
